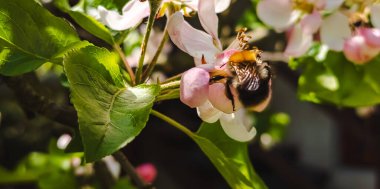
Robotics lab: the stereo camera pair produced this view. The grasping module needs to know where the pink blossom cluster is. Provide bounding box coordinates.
[167,1,264,142]
[257,0,380,64]
[98,0,266,142]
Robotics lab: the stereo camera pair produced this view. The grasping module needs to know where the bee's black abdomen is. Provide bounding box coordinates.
[237,78,270,107]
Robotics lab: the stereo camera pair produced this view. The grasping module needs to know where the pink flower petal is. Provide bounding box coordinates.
[136,163,157,183]
[284,24,313,57]
[300,11,322,35]
[359,28,380,48]
[98,0,150,31]
[180,67,210,108]
[371,4,380,29]
[208,83,242,114]
[214,49,239,67]
[320,11,351,51]
[343,34,380,64]
[197,100,222,123]
[257,0,300,31]
[167,12,220,64]
[219,109,256,142]
[198,0,221,48]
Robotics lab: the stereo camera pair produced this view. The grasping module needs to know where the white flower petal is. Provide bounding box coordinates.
[257,0,300,31]
[371,4,380,29]
[198,0,220,43]
[186,0,230,13]
[197,100,223,123]
[215,0,231,13]
[323,0,344,11]
[300,11,322,34]
[284,24,313,57]
[320,11,351,51]
[219,110,256,142]
[98,0,149,31]
[167,12,220,63]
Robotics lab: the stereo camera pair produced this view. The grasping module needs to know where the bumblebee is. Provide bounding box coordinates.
[209,29,272,112]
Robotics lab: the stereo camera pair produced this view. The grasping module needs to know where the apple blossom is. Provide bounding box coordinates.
[320,2,380,63]
[167,1,265,142]
[257,0,344,57]
[98,0,231,31]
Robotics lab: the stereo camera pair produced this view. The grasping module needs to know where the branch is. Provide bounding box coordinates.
[113,151,152,189]
[94,161,116,189]
[1,73,78,127]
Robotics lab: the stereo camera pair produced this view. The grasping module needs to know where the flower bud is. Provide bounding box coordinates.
[180,67,210,108]
[358,28,380,48]
[343,32,380,64]
[136,163,157,183]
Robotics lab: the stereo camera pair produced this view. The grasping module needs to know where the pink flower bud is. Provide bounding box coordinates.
[136,163,157,183]
[358,28,380,48]
[180,67,210,108]
[343,32,380,64]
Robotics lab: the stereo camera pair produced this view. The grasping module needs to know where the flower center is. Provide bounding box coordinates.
[292,0,314,13]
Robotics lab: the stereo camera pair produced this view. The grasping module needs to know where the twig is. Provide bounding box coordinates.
[94,161,116,189]
[113,151,150,189]
[142,29,169,82]
[160,73,182,84]
[1,73,77,127]
[135,0,163,84]
[113,44,136,85]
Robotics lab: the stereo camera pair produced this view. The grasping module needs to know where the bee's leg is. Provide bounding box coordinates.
[209,70,229,84]
[209,75,226,83]
[225,78,236,111]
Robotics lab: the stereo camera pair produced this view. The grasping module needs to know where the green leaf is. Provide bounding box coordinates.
[363,56,380,93]
[192,122,268,189]
[54,0,128,13]
[38,171,77,189]
[0,0,81,75]
[0,149,81,184]
[112,178,137,189]
[68,11,115,45]
[91,0,129,11]
[297,51,380,107]
[64,46,160,162]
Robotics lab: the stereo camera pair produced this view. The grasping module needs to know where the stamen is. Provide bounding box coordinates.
[201,55,207,64]
[236,27,251,50]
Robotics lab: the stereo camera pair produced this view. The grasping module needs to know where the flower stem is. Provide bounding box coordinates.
[155,88,180,102]
[135,0,163,84]
[160,80,180,91]
[113,44,136,86]
[150,110,194,137]
[161,73,183,84]
[142,27,169,82]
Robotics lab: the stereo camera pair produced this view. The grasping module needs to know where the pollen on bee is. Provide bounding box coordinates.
[229,50,259,63]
